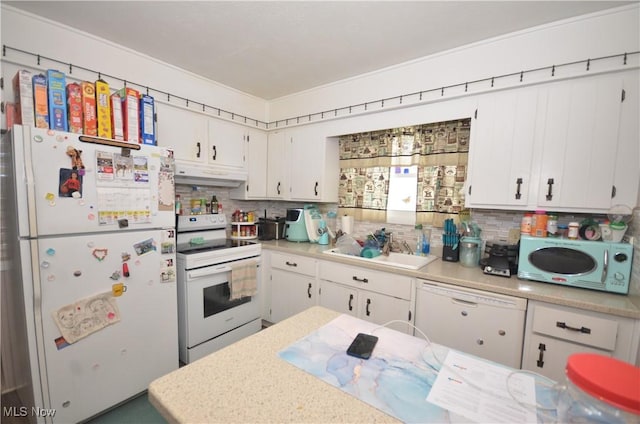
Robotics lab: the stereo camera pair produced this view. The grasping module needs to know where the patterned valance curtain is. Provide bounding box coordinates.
[338,118,471,225]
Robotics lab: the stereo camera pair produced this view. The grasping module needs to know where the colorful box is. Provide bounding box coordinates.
[110,92,124,141]
[95,80,112,139]
[32,74,49,129]
[46,70,68,131]
[117,87,140,143]
[66,82,83,134]
[81,82,97,136]
[139,94,155,145]
[5,102,16,129]
[12,70,34,127]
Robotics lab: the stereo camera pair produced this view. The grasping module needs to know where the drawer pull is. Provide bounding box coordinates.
[352,276,369,283]
[537,343,546,368]
[285,261,298,267]
[556,321,591,334]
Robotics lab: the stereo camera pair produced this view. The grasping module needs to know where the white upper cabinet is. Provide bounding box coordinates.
[156,102,247,171]
[266,129,289,199]
[229,129,268,199]
[156,102,208,163]
[288,126,339,202]
[265,126,339,202]
[466,87,539,208]
[466,71,637,213]
[535,74,623,211]
[207,118,246,171]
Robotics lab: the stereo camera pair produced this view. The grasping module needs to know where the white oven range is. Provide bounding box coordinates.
[176,214,261,364]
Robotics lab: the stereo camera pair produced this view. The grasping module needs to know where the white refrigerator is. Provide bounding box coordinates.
[1,125,178,423]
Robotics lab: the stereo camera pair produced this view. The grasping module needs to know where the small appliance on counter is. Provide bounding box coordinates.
[258,214,286,241]
[479,241,519,278]
[284,208,309,242]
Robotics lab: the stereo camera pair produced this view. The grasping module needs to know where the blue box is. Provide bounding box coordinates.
[139,94,155,145]
[46,69,68,131]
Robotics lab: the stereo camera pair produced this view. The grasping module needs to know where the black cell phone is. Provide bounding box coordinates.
[346,333,378,360]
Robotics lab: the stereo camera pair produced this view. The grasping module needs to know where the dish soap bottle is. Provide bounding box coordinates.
[415,224,423,256]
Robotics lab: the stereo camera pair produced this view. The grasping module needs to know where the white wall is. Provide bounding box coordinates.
[0,6,268,125]
[268,4,640,122]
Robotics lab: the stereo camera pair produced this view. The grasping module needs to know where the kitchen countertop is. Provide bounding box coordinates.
[260,240,640,320]
[149,306,400,423]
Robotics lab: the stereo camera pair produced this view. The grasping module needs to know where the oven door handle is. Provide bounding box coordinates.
[187,265,232,279]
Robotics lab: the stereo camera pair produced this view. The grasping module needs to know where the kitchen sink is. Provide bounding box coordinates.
[321,248,437,270]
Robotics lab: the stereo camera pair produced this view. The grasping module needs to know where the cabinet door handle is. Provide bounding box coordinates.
[536,343,546,368]
[556,321,591,334]
[611,185,617,198]
[314,182,319,196]
[212,145,217,161]
[307,283,312,298]
[277,182,281,195]
[196,142,201,158]
[285,261,297,267]
[546,178,554,201]
[366,298,371,316]
[348,294,353,311]
[352,276,368,283]
[515,178,523,200]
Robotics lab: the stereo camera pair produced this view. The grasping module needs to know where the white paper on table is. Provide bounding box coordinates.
[427,350,538,423]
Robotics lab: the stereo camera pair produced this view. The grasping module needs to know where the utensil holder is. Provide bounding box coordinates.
[442,245,459,262]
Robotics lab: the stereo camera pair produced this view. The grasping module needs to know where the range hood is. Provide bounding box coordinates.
[174,161,247,188]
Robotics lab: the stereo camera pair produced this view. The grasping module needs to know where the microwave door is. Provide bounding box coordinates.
[528,246,599,277]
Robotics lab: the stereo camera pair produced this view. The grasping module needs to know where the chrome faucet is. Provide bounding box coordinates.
[401,240,414,255]
[381,232,393,256]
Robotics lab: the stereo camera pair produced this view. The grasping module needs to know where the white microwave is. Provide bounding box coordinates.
[518,236,633,294]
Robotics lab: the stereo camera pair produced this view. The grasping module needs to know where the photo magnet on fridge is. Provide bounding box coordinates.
[59,168,83,198]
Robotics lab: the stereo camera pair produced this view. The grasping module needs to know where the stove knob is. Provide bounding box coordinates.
[485,266,492,273]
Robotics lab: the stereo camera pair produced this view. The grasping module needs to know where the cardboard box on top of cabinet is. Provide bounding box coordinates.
[110,92,125,141]
[32,74,49,129]
[46,70,68,132]
[5,102,17,128]
[95,79,112,139]
[81,82,97,136]
[66,82,83,134]
[139,94,155,145]
[116,87,140,143]
[12,69,34,126]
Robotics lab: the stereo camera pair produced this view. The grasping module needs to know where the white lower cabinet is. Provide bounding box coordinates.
[318,261,414,334]
[522,301,640,382]
[414,280,527,368]
[267,252,318,323]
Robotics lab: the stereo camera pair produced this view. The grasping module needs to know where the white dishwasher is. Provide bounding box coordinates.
[415,279,528,368]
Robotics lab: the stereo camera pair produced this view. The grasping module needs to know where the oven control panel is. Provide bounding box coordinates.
[177,214,227,232]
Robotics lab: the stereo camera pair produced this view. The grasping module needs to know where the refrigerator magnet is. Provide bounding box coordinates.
[59,168,83,198]
[92,248,108,261]
[112,283,126,297]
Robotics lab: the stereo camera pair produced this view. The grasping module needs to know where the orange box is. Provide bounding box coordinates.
[32,74,49,129]
[117,87,140,143]
[110,92,124,141]
[66,83,83,134]
[95,79,112,139]
[81,82,97,136]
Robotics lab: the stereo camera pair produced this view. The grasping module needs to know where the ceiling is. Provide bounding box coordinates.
[5,1,635,100]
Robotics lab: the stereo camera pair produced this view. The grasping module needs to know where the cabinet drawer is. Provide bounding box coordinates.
[319,261,412,300]
[270,252,316,276]
[531,305,618,351]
